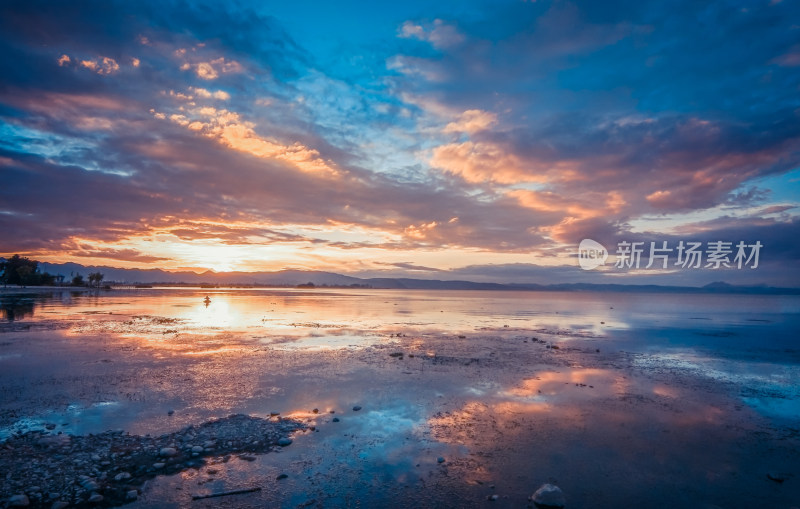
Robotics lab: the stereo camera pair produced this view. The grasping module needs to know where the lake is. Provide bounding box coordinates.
[1,287,798,507]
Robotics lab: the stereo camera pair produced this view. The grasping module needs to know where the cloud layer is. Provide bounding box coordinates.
[1,0,798,284]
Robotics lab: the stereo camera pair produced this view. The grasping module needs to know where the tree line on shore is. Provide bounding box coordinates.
[0,254,105,287]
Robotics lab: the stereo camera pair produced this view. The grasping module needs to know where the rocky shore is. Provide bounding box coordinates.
[1,414,305,508]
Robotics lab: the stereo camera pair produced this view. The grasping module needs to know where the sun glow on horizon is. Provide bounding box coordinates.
[1,0,797,286]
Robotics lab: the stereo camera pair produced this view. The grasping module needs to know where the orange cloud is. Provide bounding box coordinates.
[80,56,120,75]
[154,106,340,177]
[404,221,439,240]
[508,189,597,219]
[442,109,497,134]
[192,57,243,80]
[431,141,548,184]
[196,62,217,79]
[192,87,230,100]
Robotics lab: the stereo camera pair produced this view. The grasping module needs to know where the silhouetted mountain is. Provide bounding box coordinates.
[363,278,508,290]
[703,281,733,290]
[36,263,361,286]
[27,262,800,294]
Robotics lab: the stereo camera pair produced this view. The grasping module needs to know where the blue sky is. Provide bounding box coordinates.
[0,0,798,285]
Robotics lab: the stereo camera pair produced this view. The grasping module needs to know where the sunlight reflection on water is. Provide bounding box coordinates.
[2,288,799,506]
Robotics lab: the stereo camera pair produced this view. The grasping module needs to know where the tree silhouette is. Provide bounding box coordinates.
[16,265,33,286]
[0,255,40,286]
[87,272,105,287]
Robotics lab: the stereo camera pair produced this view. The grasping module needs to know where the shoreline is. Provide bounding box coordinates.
[3,283,800,296]
[0,286,103,294]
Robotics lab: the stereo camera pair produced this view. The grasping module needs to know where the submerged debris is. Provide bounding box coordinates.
[767,471,792,483]
[191,486,260,500]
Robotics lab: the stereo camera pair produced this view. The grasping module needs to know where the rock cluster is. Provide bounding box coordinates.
[1,414,305,507]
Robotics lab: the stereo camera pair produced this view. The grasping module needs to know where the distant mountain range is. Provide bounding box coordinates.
[28,261,800,294]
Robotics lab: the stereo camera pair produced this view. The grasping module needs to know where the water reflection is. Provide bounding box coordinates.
[1,288,799,507]
[4,287,799,338]
[500,368,629,403]
[0,294,35,321]
[0,290,84,321]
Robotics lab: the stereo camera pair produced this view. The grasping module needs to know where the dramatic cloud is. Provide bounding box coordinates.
[0,0,798,285]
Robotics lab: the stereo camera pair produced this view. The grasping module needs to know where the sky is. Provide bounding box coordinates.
[1,0,799,286]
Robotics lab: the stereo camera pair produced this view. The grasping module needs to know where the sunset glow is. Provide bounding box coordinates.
[1,0,799,285]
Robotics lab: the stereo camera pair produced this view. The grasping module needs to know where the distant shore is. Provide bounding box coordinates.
[0,285,105,294]
[3,282,800,295]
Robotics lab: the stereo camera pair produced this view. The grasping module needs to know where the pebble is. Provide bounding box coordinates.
[191,446,204,453]
[332,417,340,423]
[81,480,99,491]
[276,473,289,480]
[488,494,499,501]
[167,409,174,416]
[8,494,29,507]
[352,406,362,411]
[312,408,319,414]
[437,457,445,463]
[88,493,104,503]
[152,462,165,469]
[51,502,69,509]
[126,490,138,501]
[114,472,131,481]
[277,438,292,447]
[159,447,177,457]
[531,484,566,508]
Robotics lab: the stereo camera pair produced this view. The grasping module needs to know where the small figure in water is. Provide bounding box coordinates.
[204,295,211,307]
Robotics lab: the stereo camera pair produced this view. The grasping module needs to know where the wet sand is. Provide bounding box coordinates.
[1,289,798,507]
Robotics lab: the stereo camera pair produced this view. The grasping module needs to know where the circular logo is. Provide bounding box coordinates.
[578,239,608,270]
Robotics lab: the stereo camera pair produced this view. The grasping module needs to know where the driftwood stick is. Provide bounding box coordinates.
[192,487,262,500]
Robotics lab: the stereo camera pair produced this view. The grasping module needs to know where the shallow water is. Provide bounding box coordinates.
[1,288,799,507]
